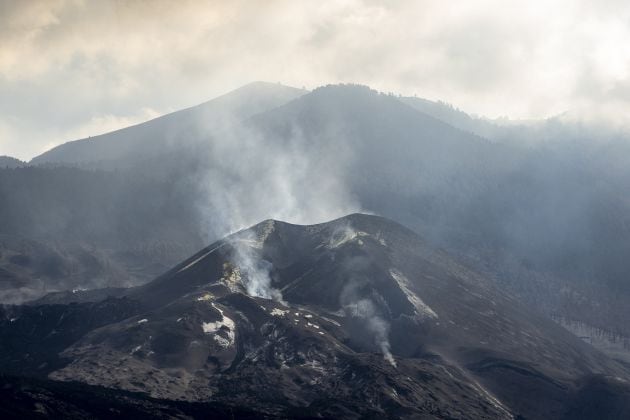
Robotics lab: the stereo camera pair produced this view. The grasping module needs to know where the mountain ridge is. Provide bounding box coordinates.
[30,81,307,166]
[3,81,630,371]
[0,156,25,168]
[2,213,628,419]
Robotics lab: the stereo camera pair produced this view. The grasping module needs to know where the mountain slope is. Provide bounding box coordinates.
[6,82,630,367]
[30,82,305,167]
[244,85,630,362]
[0,233,137,303]
[0,374,267,419]
[0,156,25,168]
[0,165,204,302]
[2,214,628,419]
[399,96,500,138]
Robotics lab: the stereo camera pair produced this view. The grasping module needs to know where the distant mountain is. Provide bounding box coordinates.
[0,163,209,303]
[400,96,604,145]
[0,82,307,301]
[243,84,630,363]
[0,156,25,169]
[3,82,630,367]
[1,214,628,419]
[399,96,501,138]
[2,84,496,301]
[31,82,306,167]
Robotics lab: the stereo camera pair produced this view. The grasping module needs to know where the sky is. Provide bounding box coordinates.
[1,0,629,161]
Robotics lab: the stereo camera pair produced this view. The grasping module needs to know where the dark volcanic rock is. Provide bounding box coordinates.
[1,214,629,419]
[0,374,269,419]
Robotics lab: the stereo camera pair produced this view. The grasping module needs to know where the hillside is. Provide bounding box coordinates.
[3,82,630,365]
[2,214,628,418]
[0,156,25,168]
[31,82,306,167]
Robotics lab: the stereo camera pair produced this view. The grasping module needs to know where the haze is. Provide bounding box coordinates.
[1,0,630,160]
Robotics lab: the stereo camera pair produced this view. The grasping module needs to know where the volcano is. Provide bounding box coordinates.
[1,214,629,419]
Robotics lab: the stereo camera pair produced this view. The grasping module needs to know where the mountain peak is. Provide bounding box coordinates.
[30,82,306,166]
[235,80,305,92]
[0,156,25,168]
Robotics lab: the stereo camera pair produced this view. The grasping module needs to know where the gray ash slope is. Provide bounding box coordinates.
[2,214,630,419]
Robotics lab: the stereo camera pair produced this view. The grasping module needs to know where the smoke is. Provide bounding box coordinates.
[229,229,284,303]
[340,271,396,367]
[328,223,363,248]
[192,104,360,303]
[345,298,396,367]
[194,111,360,241]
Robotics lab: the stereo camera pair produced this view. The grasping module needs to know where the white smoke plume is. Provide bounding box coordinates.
[229,228,284,303]
[195,113,359,241]
[345,298,396,367]
[340,274,396,368]
[193,103,360,303]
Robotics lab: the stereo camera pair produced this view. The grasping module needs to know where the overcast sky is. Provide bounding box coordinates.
[1,0,629,160]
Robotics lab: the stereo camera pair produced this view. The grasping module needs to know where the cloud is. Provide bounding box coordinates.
[0,107,161,160]
[1,0,629,159]
[62,108,162,140]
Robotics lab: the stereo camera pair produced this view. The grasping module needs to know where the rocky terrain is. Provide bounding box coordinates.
[1,214,629,418]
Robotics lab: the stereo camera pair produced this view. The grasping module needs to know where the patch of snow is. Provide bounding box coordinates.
[131,345,142,354]
[271,308,289,317]
[307,359,326,374]
[177,317,184,323]
[9,318,18,323]
[197,293,214,301]
[213,335,232,347]
[389,269,438,319]
[307,322,320,329]
[202,303,236,348]
[318,331,325,335]
[137,319,148,324]
[303,314,313,319]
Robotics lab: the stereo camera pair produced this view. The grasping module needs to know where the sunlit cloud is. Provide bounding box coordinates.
[1,0,629,160]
